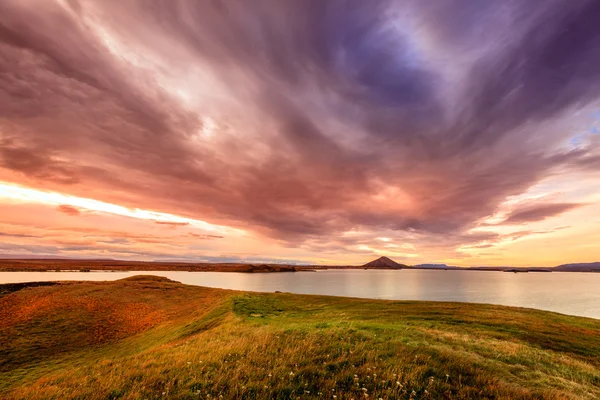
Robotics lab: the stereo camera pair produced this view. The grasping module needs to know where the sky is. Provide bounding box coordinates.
[1,0,600,267]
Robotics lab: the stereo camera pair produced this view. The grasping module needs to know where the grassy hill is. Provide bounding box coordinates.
[1,276,599,399]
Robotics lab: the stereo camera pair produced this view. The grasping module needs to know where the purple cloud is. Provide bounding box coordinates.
[0,0,599,251]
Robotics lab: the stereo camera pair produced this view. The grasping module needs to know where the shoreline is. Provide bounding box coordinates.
[1,259,599,273]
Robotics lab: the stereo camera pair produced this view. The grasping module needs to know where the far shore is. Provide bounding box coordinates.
[1,258,599,273]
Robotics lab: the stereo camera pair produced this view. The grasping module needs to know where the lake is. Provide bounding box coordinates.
[2,269,600,319]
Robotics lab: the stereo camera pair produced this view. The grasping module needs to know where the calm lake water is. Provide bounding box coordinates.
[2,269,600,319]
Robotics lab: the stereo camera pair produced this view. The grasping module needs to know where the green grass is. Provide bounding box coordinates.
[1,276,599,399]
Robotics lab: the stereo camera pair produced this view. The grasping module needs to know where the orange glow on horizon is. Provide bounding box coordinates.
[0,181,243,236]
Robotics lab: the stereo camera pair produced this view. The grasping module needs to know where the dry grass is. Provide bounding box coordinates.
[1,276,599,399]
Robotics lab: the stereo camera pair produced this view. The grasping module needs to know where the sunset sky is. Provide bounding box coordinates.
[1,1,600,266]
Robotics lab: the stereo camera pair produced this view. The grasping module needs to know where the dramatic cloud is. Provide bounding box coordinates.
[1,0,600,264]
[502,203,583,225]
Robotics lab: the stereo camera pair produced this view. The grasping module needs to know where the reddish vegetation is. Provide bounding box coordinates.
[0,284,164,344]
[0,276,228,370]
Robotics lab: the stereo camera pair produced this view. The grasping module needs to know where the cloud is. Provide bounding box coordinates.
[57,204,81,216]
[0,0,599,254]
[502,203,583,224]
[0,232,40,238]
[188,233,224,240]
[155,221,189,227]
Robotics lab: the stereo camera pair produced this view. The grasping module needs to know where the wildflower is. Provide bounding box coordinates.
[268,373,272,377]
[362,388,368,392]
[305,390,311,394]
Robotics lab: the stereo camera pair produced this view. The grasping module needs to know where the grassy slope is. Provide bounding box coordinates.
[1,276,599,399]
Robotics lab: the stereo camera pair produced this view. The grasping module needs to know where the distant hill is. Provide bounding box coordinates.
[362,256,407,269]
[245,264,297,273]
[554,262,600,272]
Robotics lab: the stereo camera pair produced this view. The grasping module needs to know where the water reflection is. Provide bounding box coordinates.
[1,270,599,319]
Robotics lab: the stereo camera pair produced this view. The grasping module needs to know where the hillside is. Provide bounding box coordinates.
[554,262,600,272]
[362,256,407,269]
[1,277,600,399]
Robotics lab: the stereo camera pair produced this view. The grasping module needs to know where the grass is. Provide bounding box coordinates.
[1,276,599,399]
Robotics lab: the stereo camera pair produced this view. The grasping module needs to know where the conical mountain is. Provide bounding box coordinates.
[362,256,407,269]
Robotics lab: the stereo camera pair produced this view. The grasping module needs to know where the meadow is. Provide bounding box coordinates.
[1,275,599,399]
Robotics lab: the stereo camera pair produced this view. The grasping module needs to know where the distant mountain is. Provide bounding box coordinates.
[554,262,600,272]
[362,256,407,269]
